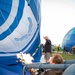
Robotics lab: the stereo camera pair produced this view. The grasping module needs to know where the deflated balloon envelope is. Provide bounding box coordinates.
[0,0,41,57]
[0,0,41,74]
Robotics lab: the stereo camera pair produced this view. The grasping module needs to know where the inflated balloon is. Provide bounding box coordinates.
[0,0,42,75]
[62,27,75,51]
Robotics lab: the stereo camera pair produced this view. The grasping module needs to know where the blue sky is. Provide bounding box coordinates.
[40,0,75,46]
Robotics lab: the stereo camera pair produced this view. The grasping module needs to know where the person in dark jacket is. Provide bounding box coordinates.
[57,44,61,52]
[43,36,52,62]
[63,46,68,54]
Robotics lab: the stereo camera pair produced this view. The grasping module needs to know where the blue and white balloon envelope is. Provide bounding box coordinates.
[0,0,42,75]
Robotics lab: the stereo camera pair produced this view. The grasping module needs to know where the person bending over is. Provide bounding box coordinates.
[43,53,63,75]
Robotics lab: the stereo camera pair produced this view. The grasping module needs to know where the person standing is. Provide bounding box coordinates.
[63,46,68,54]
[57,44,61,52]
[72,46,75,55]
[43,36,52,62]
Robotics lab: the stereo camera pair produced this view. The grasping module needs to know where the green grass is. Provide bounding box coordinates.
[52,46,75,60]
[51,52,75,60]
[42,46,75,60]
[59,53,75,60]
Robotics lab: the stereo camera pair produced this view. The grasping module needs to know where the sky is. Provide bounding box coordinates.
[40,0,75,46]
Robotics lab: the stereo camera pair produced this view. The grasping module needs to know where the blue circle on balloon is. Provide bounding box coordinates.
[0,0,12,26]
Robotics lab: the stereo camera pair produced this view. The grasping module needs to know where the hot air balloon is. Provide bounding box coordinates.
[62,27,75,52]
[0,0,42,75]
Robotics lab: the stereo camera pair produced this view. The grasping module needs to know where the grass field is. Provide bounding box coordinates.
[42,46,75,60]
[51,51,75,60]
